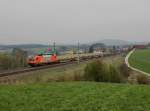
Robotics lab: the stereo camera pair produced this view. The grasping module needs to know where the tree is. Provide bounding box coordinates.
[89,43,105,53]
[12,48,27,67]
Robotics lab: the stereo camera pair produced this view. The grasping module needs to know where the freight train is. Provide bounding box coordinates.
[27,47,111,67]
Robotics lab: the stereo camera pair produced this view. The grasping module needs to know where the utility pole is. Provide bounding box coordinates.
[77,41,80,64]
[49,43,51,50]
[53,42,56,53]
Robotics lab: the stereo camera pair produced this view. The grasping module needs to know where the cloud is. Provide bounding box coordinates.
[0,0,150,44]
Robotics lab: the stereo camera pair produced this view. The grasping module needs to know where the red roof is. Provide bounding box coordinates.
[133,45,145,49]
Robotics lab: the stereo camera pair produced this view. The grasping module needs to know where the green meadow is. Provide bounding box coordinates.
[129,49,150,74]
[0,82,150,111]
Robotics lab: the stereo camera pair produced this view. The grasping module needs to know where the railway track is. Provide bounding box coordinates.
[0,55,101,78]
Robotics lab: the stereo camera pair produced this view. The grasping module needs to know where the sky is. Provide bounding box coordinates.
[0,0,150,44]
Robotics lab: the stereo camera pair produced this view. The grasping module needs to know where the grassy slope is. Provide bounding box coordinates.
[0,82,150,111]
[1,56,123,84]
[1,62,87,84]
[129,49,150,74]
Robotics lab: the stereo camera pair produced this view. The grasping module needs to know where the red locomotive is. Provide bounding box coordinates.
[28,47,57,66]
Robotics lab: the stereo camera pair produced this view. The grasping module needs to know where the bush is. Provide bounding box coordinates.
[119,63,130,77]
[136,74,150,84]
[84,60,107,82]
[84,60,123,83]
[108,64,123,83]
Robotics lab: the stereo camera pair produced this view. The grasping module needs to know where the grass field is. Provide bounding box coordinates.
[0,82,150,111]
[128,49,150,74]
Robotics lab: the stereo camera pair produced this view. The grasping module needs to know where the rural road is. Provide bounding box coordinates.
[125,49,150,76]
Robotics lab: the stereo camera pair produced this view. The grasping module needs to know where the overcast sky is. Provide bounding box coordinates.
[0,0,150,44]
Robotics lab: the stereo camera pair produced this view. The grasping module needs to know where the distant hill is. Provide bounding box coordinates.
[95,39,132,46]
[0,44,48,49]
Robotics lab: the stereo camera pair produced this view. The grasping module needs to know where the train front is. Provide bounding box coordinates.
[27,47,57,66]
[28,55,44,66]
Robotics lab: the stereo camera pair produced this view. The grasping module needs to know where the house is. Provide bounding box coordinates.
[133,45,146,49]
